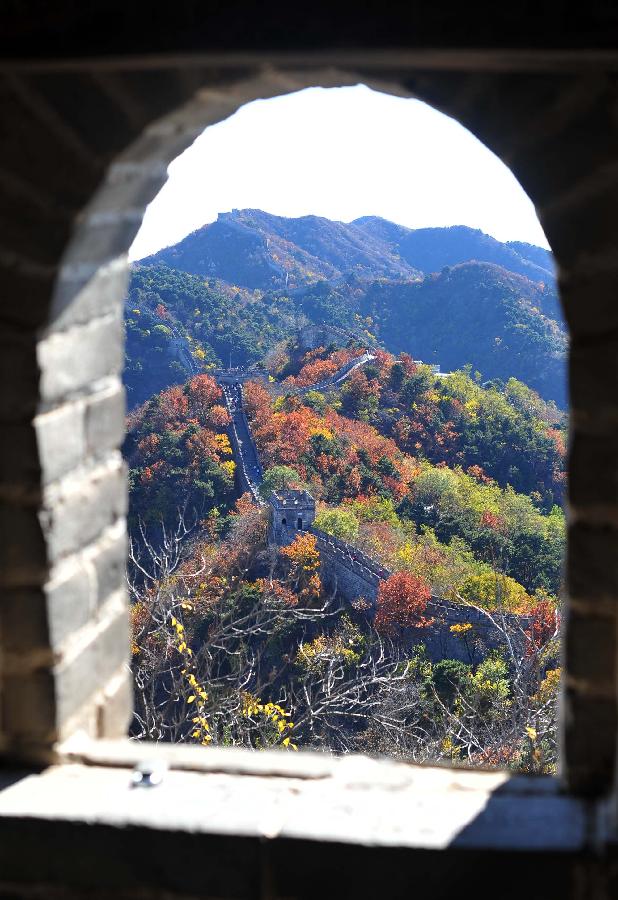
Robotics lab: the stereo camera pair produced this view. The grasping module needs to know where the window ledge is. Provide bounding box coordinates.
[0,740,608,898]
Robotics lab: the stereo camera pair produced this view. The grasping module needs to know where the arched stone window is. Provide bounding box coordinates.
[1,40,617,895]
[297,516,303,530]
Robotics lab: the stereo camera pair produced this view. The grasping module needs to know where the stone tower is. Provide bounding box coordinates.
[268,489,316,546]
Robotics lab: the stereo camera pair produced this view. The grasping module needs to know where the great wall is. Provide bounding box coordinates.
[218,358,527,664]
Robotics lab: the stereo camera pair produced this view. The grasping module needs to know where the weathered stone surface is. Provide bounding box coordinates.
[1,590,128,743]
[569,337,618,422]
[41,456,127,562]
[0,562,94,659]
[50,255,129,331]
[59,217,142,274]
[84,379,125,459]
[567,522,618,602]
[97,669,132,739]
[35,402,86,485]
[569,431,618,511]
[0,753,592,899]
[86,520,127,608]
[564,608,616,685]
[54,596,129,728]
[37,313,124,404]
[561,687,617,794]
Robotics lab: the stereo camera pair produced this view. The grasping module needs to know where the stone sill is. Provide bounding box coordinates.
[0,740,609,898]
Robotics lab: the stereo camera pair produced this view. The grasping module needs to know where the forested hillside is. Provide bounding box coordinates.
[140,209,421,290]
[243,348,565,597]
[352,218,555,283]
[127,352,562,767]
[125,209,564,768]
[127,212,566,408]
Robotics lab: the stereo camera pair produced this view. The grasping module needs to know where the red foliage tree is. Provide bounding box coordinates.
[155,385,189,430]
[480,510,505,531]
[374,572,433,635]
[186,374,222,421]
[526,598,559,655]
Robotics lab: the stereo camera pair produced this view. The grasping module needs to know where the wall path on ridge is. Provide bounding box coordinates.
[218,361,527,664]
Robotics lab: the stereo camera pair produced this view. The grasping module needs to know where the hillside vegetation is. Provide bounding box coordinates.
[127,210,566,408]
[125,210,564,768]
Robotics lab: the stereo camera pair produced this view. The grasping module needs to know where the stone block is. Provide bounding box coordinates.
[35,401,86,485]
[42,456,127,562]
[0,589,50,656]
[563,608,616,685]
[569,431,618,511]
[561,687,616,794]
[0,561,94,660]
[97,669,132,739]
[86,520,127,607]
[59,213,142,274]
[0,329,39,422]
[54,598,130,727]
[86,165,167,219]
[567,522,618,602]
[3,594,131,746]
[46,560,97,648]
[112,124,205,173]
[2,670,57,741]
[0,501,48,588]
[49,254,129,331]
[37,313,124,404]
[569,338,618,429]
[84,379,126,458]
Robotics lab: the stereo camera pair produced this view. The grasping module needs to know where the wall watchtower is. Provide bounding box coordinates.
[268,489,316,546]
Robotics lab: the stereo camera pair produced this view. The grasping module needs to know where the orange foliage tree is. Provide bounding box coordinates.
[280,532,321,605]
[374,572,432,635]
[525,597,559,656]
[186,374,225,420]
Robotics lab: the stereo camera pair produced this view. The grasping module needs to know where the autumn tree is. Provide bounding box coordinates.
[280,532,321,605]
[259,465,306,498]
[374,572,432,635]
[313,507,359,541]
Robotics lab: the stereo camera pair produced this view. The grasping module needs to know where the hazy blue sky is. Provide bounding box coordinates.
[129,84,549,261]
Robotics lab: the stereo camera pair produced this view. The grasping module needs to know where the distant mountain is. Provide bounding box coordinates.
[352,218,555,284]
[141,210,555,291]
[357,262,566,406]
[140,209,421,290]
[131,210,566,407]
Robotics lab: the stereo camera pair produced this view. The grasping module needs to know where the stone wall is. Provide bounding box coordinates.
[1,6,618,897]
[309,526,528,664]
[1,12,618,800]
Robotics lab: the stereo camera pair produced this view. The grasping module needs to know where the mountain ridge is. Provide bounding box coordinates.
[128,209,566,407]
[139,208,554,290]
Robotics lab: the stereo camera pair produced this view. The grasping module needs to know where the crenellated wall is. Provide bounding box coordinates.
[309,526,527,664]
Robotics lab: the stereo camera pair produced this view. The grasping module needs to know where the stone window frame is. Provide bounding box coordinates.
[1,50,617,894]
